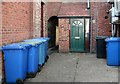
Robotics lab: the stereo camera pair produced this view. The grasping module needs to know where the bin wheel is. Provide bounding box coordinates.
[42,63,45,67]
[1,78,6,84]
[47,55,49,59]
[38,66,41,72]
[16,79,24,84]
[30,73,36,78]
[1,81,6,84]
[45,56,49,62]
[26,74,30,78]
[45,58,48,62]
[27,72,36,78]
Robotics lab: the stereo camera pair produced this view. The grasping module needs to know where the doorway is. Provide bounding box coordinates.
[70,18,90,52]
[48,16,58,48]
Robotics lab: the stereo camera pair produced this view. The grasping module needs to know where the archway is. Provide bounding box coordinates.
[48,16,58,48]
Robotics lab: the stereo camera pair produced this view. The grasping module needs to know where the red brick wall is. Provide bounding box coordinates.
[90,2,111,52]
[59,19,70,52]
[58,2,111,52]
[43,3,47,37]
[58,2,88,16]
[1,2,33,80]
[2,2,33,45]
[46,2,62,20]
[45,2,62,38]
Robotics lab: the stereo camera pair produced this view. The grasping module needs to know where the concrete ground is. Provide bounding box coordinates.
[25,52,118,82]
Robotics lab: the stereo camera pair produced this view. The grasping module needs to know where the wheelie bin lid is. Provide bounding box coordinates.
[31,38,46,42]
[34,38,49,42]
[2,43,30,50]
[34,37,50,41]
[35,38,46,42]
[19,42,39,47]
[23,39,43,44]
[96,36,108,40]
[105,37,120,42]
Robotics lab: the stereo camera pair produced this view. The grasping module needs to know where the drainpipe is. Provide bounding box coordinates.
[111,4,116,37]
[96,9,99,37]
[113,24,116,36]
[114,25,116,36]
[112,24,114,36]
[87,0,90,9]
[111,24,117,37]
[90,16,93,53]
[87,0,93,53]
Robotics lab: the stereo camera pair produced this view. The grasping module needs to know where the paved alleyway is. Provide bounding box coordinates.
[25,52,118,82]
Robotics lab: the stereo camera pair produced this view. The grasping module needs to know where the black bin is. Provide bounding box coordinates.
[96,36,108,58]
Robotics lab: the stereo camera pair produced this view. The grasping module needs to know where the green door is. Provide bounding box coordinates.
[70,19,84,52]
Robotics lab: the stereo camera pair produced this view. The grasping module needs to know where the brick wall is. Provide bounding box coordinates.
[33,2,46,37]
[33,2,41,37]
[90,2,111,52]
[59,18,70,52]
[46,2,62,20]
[58,2,111,52]
[2,2,33,45]
[58,2,89,52]
[0,2,2,82]
[43,3,47,37]
[45,2,62,37]
[1,2,33,81]
[58,2,88,16]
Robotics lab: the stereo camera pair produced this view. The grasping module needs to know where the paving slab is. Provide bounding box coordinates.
[25,53,78,82]
[75,53,118,82]
[25,53,118,82]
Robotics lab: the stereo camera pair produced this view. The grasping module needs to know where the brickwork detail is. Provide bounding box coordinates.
[33,2,41,37]
[90,2,111,52]
[59,19,70,52]
[2,2,33,45]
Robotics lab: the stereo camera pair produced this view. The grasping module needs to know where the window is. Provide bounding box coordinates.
[72,20,83,26]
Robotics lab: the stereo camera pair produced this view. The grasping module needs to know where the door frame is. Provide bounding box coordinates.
[70,18,85,52]
[69,17,91,52]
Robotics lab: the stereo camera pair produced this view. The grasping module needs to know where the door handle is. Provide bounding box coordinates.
[75,37,80,39]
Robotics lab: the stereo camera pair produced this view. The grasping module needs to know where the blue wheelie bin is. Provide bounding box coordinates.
[35,37,50,62]
[35,38,46,62]
[2,43,31,83]
[105,37,120,66]
[19,42,39,78]
[33,38,47,63]
[23,39,45,67]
